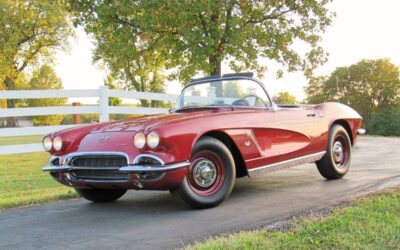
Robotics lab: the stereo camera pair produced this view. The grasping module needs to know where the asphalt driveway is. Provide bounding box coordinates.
[0,136,399,249]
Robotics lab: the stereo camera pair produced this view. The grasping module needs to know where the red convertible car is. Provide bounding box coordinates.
[43,73,364,208]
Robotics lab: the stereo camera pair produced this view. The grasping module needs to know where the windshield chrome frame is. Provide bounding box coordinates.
[172,76,275,112]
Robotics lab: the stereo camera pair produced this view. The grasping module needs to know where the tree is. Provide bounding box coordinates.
[69,0,333,82]
[273,91,297,104]
[0,0,72,126]
[27,65,66,126]
[305,59,400,128]
[369,106,400,136]
[68,2,167,107]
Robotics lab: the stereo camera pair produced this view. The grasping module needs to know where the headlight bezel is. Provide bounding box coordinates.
[147,131,160,149]
[134,132,146,149]
[43,137,53,151]
[53,136,63,151]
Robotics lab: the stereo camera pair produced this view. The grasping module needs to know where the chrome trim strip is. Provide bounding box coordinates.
[248,151,326,176]
[48,156,60,165]
[66,173,129,183]
[248,129,265,157]
[42,166,121,172]
[133,154,165,165]
[42,165,70,172]
[174,76,275,111]
[119,161,190,173]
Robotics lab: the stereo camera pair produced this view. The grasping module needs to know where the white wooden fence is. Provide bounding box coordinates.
[0,86,178,155]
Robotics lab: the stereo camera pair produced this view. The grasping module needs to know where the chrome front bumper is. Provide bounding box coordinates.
[42,152,190,174]
[42,161,190,173]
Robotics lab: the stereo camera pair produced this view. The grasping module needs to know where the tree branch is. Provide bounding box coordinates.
[247,4,299,24]
[17,42,56,72]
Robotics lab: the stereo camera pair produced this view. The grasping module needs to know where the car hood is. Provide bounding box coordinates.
[91,109,228,133]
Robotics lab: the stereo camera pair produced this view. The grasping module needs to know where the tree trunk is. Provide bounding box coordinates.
[4,77,17,127]
[209,56,222,97]
[209,56,222,77]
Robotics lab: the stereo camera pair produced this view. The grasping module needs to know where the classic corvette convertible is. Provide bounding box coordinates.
[43,73,364,208]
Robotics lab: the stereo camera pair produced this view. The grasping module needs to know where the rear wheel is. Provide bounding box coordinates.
[316,124,352,179]
[171,136,236,209]
[75,188,127,203]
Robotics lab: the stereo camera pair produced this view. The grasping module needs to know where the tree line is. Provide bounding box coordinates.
[1,0,333,126]
[306,59,400,136]
[1,1,398,136]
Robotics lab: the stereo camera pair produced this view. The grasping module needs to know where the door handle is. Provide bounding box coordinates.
[306,113,316,117]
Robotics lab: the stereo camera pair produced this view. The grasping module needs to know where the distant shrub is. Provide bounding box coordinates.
[369,107,400,136]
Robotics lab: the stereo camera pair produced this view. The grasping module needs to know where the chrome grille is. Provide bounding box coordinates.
[69,155,129,181]
[69,169,129,181]
[71,156,127,167]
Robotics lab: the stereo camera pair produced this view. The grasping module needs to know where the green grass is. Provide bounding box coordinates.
[0,152,77,210]
[187,190,400,250]
[0,135,44,146]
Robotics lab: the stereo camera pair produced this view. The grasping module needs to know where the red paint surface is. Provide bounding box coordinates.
[45,102,363,190]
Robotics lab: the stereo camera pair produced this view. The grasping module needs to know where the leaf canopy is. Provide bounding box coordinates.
[69,0,333,82]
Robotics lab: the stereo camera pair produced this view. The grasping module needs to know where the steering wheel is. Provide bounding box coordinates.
[232,95,267,107]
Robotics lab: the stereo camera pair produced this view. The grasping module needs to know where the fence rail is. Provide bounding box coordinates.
[0,86,178,155]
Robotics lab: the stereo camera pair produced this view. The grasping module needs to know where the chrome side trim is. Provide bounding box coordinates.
[119,161,190,173]
[248,151,326,176]
[248,129,265,157]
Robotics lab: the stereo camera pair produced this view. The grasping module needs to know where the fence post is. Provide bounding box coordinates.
[99,85,109,122]
[72,102,81,124]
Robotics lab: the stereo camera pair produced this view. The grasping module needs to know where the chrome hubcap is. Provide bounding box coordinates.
[192,159,217,188]
[333,141,344,162]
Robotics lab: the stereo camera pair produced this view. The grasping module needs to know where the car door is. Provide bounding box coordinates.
[270,106,321,159]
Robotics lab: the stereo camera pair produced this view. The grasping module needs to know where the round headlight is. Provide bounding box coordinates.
[134,132,146,149]
[147,131,160,149]
[43,137,53,151]
[53,136,63,151]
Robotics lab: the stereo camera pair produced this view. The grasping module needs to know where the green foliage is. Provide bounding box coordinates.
[0,0,72,126]
[0,0,72,82]
[68,1,166,107]
[305,59,400,130]
[187,190,400,250]
[274,91,298,104]
[27,65,66,126]
[69,0,333,82]
[369,106,400,136]
[222,82,245,98]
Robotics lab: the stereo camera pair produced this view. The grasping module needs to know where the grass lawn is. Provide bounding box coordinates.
[0,152,77,210]
[187,189,400,250]
[0,135,44,146]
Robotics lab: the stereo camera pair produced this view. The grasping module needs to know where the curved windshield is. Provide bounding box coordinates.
[174,78,271,110]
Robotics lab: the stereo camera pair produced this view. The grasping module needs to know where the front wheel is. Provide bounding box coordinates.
[171,136,236,209]
[316,124,352,179]
[75,188,127,203]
